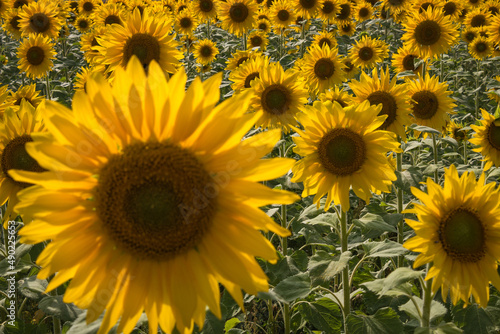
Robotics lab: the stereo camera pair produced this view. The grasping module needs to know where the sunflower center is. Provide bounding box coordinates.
[414,20,441,46]
[465,31,476,43]
[471,14,486,27]
[26,46,45,66]
[411,90,438,120]
[1,134,45,188]
[322,1,334,14]
[236,56,249,67]
[180,17,192,28]
[489,6,499,15]
[487,120,500,150]
[337,4,350,20]
[83,1,94,12]
[278,9,290,21]
[402,54,416,70]
[314,58,335,80]
[439,208,485,263]
[104,15,121,25]
[95,142,216,260]
[10,16,21,30]
[341,24,352,33]
[300,0,316,10]
[200,0,213,12]
[123,33,160,67]
[258,22,268,30]
[475,42,487,53]
[78,19,88,29]
[29,13,50,33]
[250,36,262,46]
[229,3,249,23]
[358,46,374,61]
[344,60,354,72]
[261,84,290,115]
[200,45,212,57]
[318,128,366,176]
[359,7,369,18]
[244,72,259,88]
[367,91,398,130]
[13,0,27,8]
[443,2,456,15]
[318,38,332,48]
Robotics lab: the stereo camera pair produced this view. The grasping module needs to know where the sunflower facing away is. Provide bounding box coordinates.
[291,100,400,211]
[404,164,500,307]
[470,108,500,170]
[10,57,299,334]
[17,33,56,79]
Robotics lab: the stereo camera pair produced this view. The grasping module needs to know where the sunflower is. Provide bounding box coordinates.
[218,0,257,36]
[404,164,500,307]
[312,30,337,49]
[74,14,92,32]
[381,0,410,14]
[462,26,480,43]
[318,0,339,21]
[74,66,98,92]
[2,9,23,39]
[269,0,296,29]
[412,0,439,13]
[392,45,422,75]
[10,57,299,334]
[349,35,388,69]
[92,2,126,27]
[484,0,500,16]
[80,26,106,65]
[469,108,500,170]
[318,86,353,108]
[250,62,308,133]
[402,7,458,60]
[466,0,483,8]
[439,0,463,21]
[96,9,182,77]
[0,85,12,116]
[335,1,352,26]
[293,0,320,19]
[447,119,468,142]
[190,0,217,22]
[7,84,44,110]
[175,0,189,14]
[464,8,491,28]
[0,0,8,15]
[487,76,500,103]
[469,36,493,59]
[193,39,218,65]
[255,18,271,33]
[79,0,100,16]
[0,101,45,224]
[247,30,268,51]
[341,57,359,80]
[291,100,400,211]
[354,1,373,22]
[17,33,56,79]
[486,14,500,47]
[225,49,262,71]
[175,9,198,36]
[300,44,345,95]
[407,73,455,133]
[9,0,31,10]
[229,55,270,92]
[350,67,412,139]
[18,1,62,38]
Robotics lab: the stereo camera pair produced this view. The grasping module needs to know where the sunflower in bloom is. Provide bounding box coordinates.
[18,1,62,38]
[381,0,410,14]
[470,108,500,170]
[407,73,455,133]
[17,33,56,79]
[0,102,45,225]
[250,62,308,133]
[338,21,356,36]
[225,49,262,71]
[193,39,218,65]
[10,58,299,334]
[484,0,500,16]
[350,67,412,139]
[229,55,270,93]
[175,9,198,36]
[96,9,182,77]
[404,164,500,307]
[447,120,468,142]
[294,0,320,19]
[2,9,23,39]
[392,45,422,75]
[0,85,12,116]
[469,36,493,59]
[269,0,296,30]
[318,0,339,21]
[354,1,373,23]
[335,1,352,26]
[74,14,92,33]
[218,0,257,36]
[79,0,100,16]
[255,18,271,33]
[464,8,491,28]
[341,57,359,80]
[318,86,353,108]
[92,2,126,27]
[299,44,345,95]
[312,30,337,49]
[486,14,500,47]
[462,26,480,44]
[291,100,400,211]
[439,0,463,21]
[247,30,268,51]
[7,84,44,110]
[402,7,458,60]
[190,0,218,22]
[349,35,388,69]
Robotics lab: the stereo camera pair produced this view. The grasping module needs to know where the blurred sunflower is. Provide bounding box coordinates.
[247,30,268,51]
[486,14,500,46]
[2,9,23,39]
[225,49,261,71]
[407,73,455,133]
[0,102,45,225]
[80,26,106,65]
[318,0,338,21]
[469,36,493,59]
[392,45,422,75]
[269,0,296,29]
[175,0,189,14]
[193,39,218,65]
[7,84,44,110]
[349,36,388,69]
[17,33,56,79]
[381,0,410,14]
[255,18,271,33]
[10,57,299,334]
[229,55,270,92]
[402,7,458,60]
[318,86,353,108]
[74,66,98,92]
[250,62,308,133]
[354,1,373,23]
[341,57,359,79]
[74,14,92,32]
[79,0,100,16]
[190,0,218,22]
[350,67,412,139]
[413,0,439,13]
[312,30,337,49]
[464,8,491,28]
[9,0,31,10]
[294,0,320,19]
[338,21,356,36]
[404,164,500,308]
[0,86,12,116]
[462,26,480,43]
[470,108,500,170]
[175,9,198,36]
[447,120,468,142]
[218,0,257,36]
[18,1,62,38]
[439,0,463,21]
[97,9,181,76]
[335,1,352,26]
[92,2,126,27]
[466,0,483,8]
[484,0,500,16]
[300,43,345,95]
[291,100,400,211]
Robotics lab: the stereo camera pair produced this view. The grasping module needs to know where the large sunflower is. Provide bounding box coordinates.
[470,108,500,170]
[18,1,62,38]
[407,73,455,133]
[218,0,257,36]
[96,9,182,77]
[402,7,458,60]
[250,62,308,133]
[11,57,299,334]
[17,33,56,79]
[349,35,388,69]
[349,67,412,139]
[291,100,400,211]
[404,164,500,307]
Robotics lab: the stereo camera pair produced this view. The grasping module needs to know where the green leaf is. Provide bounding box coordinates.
[308,250,351,284]
[353,213,397,239]
[362,268,423,296]
[415,322,463,334]
[271,272,311,303]
[298,297,342,333]
[18,275,48,300]
[399,297,446,322]
[290,250,309,272]
[224,318,240,331]
[346,307,404,334]
[38,295,84,322]
[462,304,494,334]
[410,125,441,135]
[200,310,224,334]
[362,240,408,258]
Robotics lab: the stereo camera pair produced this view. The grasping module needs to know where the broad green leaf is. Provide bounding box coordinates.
[346,307,404,334]
[298,297,342,333]
[38,296,84,322]
[362,240,408,258]
[308,250,351,283]
[271,272,311,303]
[224,318,240,331]
[410,125,441,135]
[353,213,397,239]
[399,297,446,322]
[415,322,463,334]
[362,268,423,296]
[18,275,48,300]
[200,311,224,334]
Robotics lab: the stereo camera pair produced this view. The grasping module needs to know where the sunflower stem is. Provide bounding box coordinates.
[243,32,247,51]
[44,73,51,100]
[284,303,291,334]
[267,300,275,334]
[475,59,480,119]
[207,19,211,39]
[463,140,468,165]
[431,133,438,183]
[420,264,433,328]
[300,20,306,57]
[396,138,404,267]
[340,209,350,329]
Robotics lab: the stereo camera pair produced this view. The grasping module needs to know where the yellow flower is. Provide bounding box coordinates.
[269,0,296,29]
[349,35,389,69]
[391,44,422,75]
[291,100,400,211]
[2,9,23,39]
[11,57,299,334]
[447,119,468,142]
[229,55,270,93]
[318,85,353,108]
[312,30,337,49]
[225,49,262,71]
[218,0,257,36]
[18,1,62,38]
[464,7,491,28]
[193,38,218,65]
[468,36,493,59]
[190,0,218,22]
[74,14,92,32]
[354,1,373,23]
[78,0,100,16]
[17,33,56,79]
[439,0,463,21]
[247,30,269,51]
[92,2,126,27]
[175,8,198,36]
[293,0,320,19]
[335,1,352,26]
[7,84,44,110]
[404,164,500,307]
[470,108,500,170]
[381,0,410,14]
[318,0,339,21]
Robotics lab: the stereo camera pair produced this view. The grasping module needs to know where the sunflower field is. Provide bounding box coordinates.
[2,0,500,333]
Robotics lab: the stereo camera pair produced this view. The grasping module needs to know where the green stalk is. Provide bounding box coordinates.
[474,60,480,119]
[396,138,404,267]
[340,209,350,328]
[463,140,467,165]
[207,19,211,39]
[420,265,433,328]
[279,138,290,334]
[431,134,438,183]
[50,289,62,334]
[45,74,51,100]
[267,300,275,334]
[243,32,247,50]
[300,20,306,57]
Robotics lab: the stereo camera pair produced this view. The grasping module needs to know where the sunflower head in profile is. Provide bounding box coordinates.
[318,85,353,108]
[407,73,455,134]
[96,9,182,78]
[18,1,63,38]
[0,101,45,225]
[486,14,500,47]
[402,7,459,60]
[2,9,23,39]
[193,38,219,65]
[218,0,257,36]
[470,108,500,170]
[349,35,388,69]
[175,8,198,36]
[446,120,468,142]
[229,54,270,93]
[300,43,345,95]
[404,164,500,307]
[247,30,269,51]
[291,100,400,211]
[7,84,44,110]
[190,0,218,22]
[250,62,308,133]
[17,33,56,79]
[11,57,299,334]
[349,67,412,139]
[468,35,493,59]
[269,0,296,29]
[392,45,422,75]
[318,0,339,21]
[312,30,337,49]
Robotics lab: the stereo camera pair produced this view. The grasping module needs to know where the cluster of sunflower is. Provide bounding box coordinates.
[1,0,500,332]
